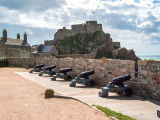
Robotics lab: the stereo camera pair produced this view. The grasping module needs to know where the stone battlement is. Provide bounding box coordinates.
[54,21,102,41]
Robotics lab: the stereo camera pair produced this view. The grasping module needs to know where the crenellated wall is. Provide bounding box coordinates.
[7,58,160,101]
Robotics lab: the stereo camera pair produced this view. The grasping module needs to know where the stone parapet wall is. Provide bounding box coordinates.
[131,60,160,100]
[7,58,135,85]
[7,58,160,101]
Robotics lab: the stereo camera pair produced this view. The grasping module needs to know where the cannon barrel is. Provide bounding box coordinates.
[35,64,45,68]
[110,74,131,86]
[78,70,94,78]
[59,68,72,73]
[45,65,56,70]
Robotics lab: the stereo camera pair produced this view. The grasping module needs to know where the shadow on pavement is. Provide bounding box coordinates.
[106,95,147,101]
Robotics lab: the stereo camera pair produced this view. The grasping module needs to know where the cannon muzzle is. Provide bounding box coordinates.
[110,74,131,87]
[78,70,94,78]
[35,64,45,68]
[59,68,72,73]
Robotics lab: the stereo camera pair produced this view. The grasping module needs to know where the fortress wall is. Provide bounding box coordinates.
[54,21,103,41]
[130,60,160,100]
[7,58,160,101]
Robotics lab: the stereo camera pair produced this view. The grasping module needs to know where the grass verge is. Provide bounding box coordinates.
[93,105,136,120]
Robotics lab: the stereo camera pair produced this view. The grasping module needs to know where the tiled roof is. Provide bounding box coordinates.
[38,46,53,53]
[0,37,30,46]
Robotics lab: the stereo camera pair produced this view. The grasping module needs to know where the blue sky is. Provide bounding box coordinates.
[0,0,160,55]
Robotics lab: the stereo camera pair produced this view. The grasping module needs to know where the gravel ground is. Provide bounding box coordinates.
[0,67,111,120]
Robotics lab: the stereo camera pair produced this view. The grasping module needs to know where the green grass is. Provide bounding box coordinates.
[93,105,136,120]
[56,31,102,54]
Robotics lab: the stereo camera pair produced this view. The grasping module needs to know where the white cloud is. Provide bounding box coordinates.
[0,0,159,55]
[105,27,160,55]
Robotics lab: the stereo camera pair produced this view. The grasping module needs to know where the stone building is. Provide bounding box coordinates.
[31,44,58,57]
[0,29,31,52]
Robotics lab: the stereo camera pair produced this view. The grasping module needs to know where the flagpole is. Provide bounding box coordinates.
[93,12,95,21]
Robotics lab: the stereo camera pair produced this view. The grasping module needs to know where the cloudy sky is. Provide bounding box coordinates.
[0,0,160,55]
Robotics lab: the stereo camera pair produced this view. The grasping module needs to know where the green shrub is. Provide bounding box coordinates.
[65,57,73,59]
[144,59,157,61]
[101,57,107,61]
[0,58,8,67]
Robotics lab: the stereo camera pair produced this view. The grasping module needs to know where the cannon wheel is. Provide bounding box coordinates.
[87,80,95,87]
[125,88,133,97]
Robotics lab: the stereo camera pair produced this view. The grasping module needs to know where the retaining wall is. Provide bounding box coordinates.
[7,58,160,101]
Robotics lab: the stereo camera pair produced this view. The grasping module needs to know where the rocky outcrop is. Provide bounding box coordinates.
[47,20,139,61]
[54,31,120,58]
[114,47,139,60]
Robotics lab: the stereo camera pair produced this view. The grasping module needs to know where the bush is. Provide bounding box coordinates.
[101,57,107,61]
[0,58,8,67]
[144,59,157,61]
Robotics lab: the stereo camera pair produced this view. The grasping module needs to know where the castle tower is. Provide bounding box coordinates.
[3,29,7,42]
[17,33,20,39]
[24,33,27,42]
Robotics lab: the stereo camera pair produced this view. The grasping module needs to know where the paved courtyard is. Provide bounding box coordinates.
[16,69,160,120]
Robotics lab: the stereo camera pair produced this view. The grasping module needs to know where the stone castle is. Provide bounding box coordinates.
[44,21,121,58]
[45,21,120,49]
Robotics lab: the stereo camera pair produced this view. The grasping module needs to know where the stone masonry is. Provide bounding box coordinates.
[7,58,160,101]
[127,60,160,100]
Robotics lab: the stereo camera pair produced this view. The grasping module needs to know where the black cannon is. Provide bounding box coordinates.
[99,74,133,97]
[39,65,56,76]
[69,70,95,87]
[51,68,72,81]
[29,64,45,73]
[110,74,131,87]
[78,70,95,78]
[59,68,72,74]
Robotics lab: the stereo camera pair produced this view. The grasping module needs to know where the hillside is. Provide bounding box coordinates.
[54,31,117,59]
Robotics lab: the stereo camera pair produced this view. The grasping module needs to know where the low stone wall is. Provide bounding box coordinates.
[128,60,160,100]
[7,58,160,101]
[7,58,135,86]
[0,48,30,58]
[56,54,93,59]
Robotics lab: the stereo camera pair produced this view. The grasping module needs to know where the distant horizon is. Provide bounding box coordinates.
[137,55,160,56]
